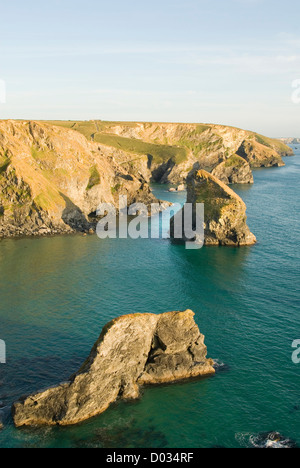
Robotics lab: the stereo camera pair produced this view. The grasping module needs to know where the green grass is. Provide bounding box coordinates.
[254,133,293,155]
[94,133,187,165]
[45,121,98,140]
[224,155,245,168]
[0,150,11,174]
[0,159,10,174]
[42,120,293,163]
[111,183,121,194]
[86,165,101,190]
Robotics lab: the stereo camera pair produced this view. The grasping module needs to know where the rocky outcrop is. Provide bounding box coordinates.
[62,121,292,184]
[12,310,214,427]
[0,119,291,238]
[236,140,285,168]
[170,170,256,246]
[278,137,300,145]
[0,120,165,238]
[211,155,253,184]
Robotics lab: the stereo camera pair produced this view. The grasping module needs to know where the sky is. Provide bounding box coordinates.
[0,0,299,136]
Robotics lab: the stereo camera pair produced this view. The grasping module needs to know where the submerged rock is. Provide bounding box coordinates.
[12,310,215,427]
[249,432,298,449]
[170,170,256,246]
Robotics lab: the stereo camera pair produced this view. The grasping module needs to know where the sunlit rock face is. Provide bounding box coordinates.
[170,170,257,247]
[13,310,215,427]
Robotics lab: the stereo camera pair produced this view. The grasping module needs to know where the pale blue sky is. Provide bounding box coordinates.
[0,0,299,136]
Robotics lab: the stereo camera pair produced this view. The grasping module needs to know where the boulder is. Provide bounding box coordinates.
[12,310,214,427]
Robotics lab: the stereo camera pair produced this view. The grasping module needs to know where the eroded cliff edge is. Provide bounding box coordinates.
[0,120,292,238]
[55,120,292,184]
[0,120,164,238]
[12,310,215,427]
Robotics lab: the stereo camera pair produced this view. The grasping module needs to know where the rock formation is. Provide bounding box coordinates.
[12,310,215,427]
[0,120,164,238]
[61,121,292,184]
[236,140,285,168]
[0,119,292,238]
[170,170,256,246]
[211,155,253,184]
[278,137,300,145]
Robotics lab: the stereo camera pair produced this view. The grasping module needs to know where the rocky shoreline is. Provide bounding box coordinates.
[0,120,292,240]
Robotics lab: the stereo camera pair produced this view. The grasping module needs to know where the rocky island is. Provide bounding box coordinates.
[12,310,215,427]
[171,170,257,247]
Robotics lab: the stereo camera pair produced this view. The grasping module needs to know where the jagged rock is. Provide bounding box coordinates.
[278,137,300,146]
[211,155,254,184]
[84,121,291,183]
[236,140,285,168]
[0,120,165,238]
[249,432,298,449]
[170,170,256,246]
[12,310,214,427]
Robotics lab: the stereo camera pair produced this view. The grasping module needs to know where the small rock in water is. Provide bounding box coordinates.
[213,360,230,373]
[250,432,298,449]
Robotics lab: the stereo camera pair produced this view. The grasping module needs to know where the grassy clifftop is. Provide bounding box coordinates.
[43,120,293,184]
[0,120,160,238]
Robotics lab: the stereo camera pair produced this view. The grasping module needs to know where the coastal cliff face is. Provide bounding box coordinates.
[171,170,256,246]
[278,137,300,145]
[211,155,254,185]
[54,121,292,184]
[12,310,215,427]
[236,140,285,168]
[0,121,161,238]
[0,119,291,238]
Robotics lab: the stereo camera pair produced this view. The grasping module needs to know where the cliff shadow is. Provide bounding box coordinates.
[60,193,90,232]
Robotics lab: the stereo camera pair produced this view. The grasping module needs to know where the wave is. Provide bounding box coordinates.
[236,431,298,449]
[213,359,230,373]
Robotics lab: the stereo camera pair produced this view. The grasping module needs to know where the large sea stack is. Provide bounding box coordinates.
[171,170,257,246]
[12,310,215,427]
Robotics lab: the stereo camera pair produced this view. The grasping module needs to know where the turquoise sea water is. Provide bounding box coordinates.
[0,150,299,448]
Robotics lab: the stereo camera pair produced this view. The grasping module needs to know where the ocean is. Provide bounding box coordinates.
[0,149,299,448]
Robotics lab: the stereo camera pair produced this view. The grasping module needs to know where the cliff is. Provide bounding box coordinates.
[12,310,215,427]
[47,120,293,184]
[211,155,254,184]
[0,119,290,238]
[0,120,162,238]
[170,170,257,246]
[277,137,300,145]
